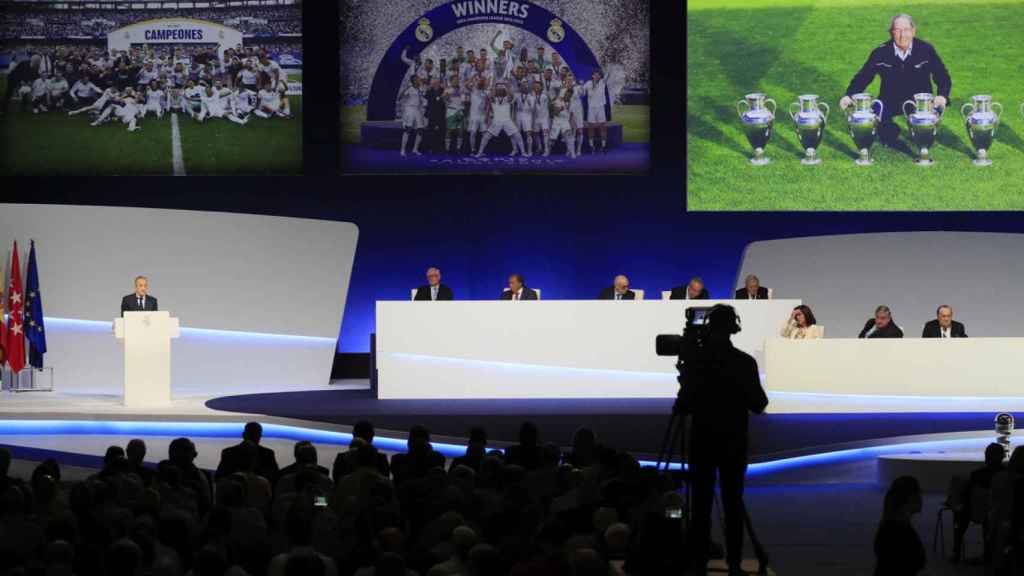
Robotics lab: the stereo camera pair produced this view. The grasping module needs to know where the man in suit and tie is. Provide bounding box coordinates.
[598,275,635,300]
[500,273,538,300]
[670,277,710,300]
[922,305,967,338]
[413,267,454,301]
[735,274,770,300]
[120,276,158,316]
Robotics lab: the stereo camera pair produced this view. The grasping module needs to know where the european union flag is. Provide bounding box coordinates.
[24,240,46,369]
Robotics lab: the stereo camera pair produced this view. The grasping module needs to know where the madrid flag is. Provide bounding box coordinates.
[6,242,25,373]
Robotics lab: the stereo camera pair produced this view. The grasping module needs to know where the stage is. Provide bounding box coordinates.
[341,142,650,173]
[0,382,1015,490]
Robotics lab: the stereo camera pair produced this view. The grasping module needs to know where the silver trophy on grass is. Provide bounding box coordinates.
[846,93,884,166]
[736,93,777,165]
[902,93,943,166]
[789,94,830,165]
[961,95,1002,167]
[995,413,1014,460]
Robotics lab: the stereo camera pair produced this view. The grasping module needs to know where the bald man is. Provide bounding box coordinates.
[598,275,635,300]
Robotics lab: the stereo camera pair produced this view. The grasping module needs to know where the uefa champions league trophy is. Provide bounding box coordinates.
[846,93,884,166]
[736,93,777,165]
[996,413,1014,460]
[789,95,830,165]
[902,93,943,166]
[960,95,1002,167]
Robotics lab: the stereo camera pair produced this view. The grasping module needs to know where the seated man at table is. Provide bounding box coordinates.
[922,304,967,338]
[598,275,635,300]
[670,277,709,300]
[414,267,454,301]
[500,273,538,300]
[734,274,769,300]
[858,305,904,338]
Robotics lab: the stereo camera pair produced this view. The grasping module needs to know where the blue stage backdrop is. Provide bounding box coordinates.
[366,0,602,121]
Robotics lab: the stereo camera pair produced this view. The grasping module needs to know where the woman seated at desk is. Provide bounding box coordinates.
[781,305,823,339]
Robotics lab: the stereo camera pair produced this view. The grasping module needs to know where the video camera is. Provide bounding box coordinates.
[655,306,715,360]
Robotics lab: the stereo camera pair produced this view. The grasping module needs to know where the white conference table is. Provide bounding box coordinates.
[375,299,800,399]
[765,338,1024,413]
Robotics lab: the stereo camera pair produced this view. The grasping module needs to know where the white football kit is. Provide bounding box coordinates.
[400,85,424,129]
[487,96,519,137]
[583,79,608,123]
[514,92,535,132]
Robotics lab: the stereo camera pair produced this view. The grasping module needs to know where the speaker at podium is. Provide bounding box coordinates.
[113,311,180,407]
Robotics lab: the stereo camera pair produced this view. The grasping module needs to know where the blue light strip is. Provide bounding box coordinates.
[45,317,336,345]
[2,419,1000,475]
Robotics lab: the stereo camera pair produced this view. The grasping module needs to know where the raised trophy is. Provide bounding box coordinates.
[789,94,830,165]
[846,93,884,166]
[960,95,1002,166]
[736,93,777,165]
[902,93,943,166]
[996,413,1014,460]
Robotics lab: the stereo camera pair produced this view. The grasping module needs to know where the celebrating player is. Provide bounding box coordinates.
[513,80,535,157]
[140,80,165,119]
[466,77,489,156]
[550,87,577,159]
[475,81,526,158]
[91,87,142,132]
[531,81,551,157]
[198,85,248,125]
[583,69,609,153]
[399,75,425,157]
[443,75,467,154]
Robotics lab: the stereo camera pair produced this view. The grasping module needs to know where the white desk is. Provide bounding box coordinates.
[766,338,1024,413]
[375,299,800,399]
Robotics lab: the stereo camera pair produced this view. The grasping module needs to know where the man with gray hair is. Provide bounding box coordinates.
[734,274,769,300]
[839,13,952,148]
[859,305,904,338]
[413,267,454,301]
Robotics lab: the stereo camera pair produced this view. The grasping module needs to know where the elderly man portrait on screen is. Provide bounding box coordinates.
[838,13,952,148]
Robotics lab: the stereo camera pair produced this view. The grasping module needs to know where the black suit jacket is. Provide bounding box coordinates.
[414,284,454,301]
[121,293,158,316]
[922,319,967,338]
[215,442,280,483]
[598,287,635,300]
[500,287,539,300]
[670,286,709,300]
[858,319,904,339]
[734,287,769,300]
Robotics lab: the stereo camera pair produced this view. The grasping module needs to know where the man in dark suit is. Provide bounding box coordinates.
[215,422,279,484]
[858,305,904,338]
[500,273,538,300]
[120,276,158,316]
[670,277,710,300]
[922,305,967,338]
[413,267,454,301]
[332,420,391,482]
[598,275,635,300]
[734,274,770,300]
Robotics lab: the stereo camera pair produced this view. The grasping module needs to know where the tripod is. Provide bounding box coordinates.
[655,406,770,576]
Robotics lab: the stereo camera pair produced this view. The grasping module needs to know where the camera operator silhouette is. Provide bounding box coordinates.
[679,304,769,576]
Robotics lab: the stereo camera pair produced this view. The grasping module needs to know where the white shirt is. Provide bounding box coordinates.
[941,325,951,338]
[431,285,439,301]
[894,41,913,61]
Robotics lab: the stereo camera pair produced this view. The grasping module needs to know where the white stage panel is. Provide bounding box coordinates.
[0,204,358,395]
[766,338,1024,413]
[738,232,1024,339]
[376,299,800,399]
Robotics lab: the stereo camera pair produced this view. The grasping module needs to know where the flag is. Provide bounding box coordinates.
[6,241,25,373]
[24,240,46,369]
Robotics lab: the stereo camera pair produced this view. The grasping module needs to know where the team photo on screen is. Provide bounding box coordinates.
[340,0,650,174]
[0,0,303,176]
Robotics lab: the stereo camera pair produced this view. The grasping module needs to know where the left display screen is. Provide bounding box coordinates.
[0,0,303,176]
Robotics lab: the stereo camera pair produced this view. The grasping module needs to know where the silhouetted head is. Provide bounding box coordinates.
[354,420,375,444]
[519,421,539,447]
[985,443,1007,467]
[243,422,263,444]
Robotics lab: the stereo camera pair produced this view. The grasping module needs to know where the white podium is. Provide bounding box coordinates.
[114,311,180,407]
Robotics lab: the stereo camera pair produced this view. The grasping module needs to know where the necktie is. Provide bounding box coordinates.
[514,292,519,301]
[138,297,142,309]
[615,294,621,301]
